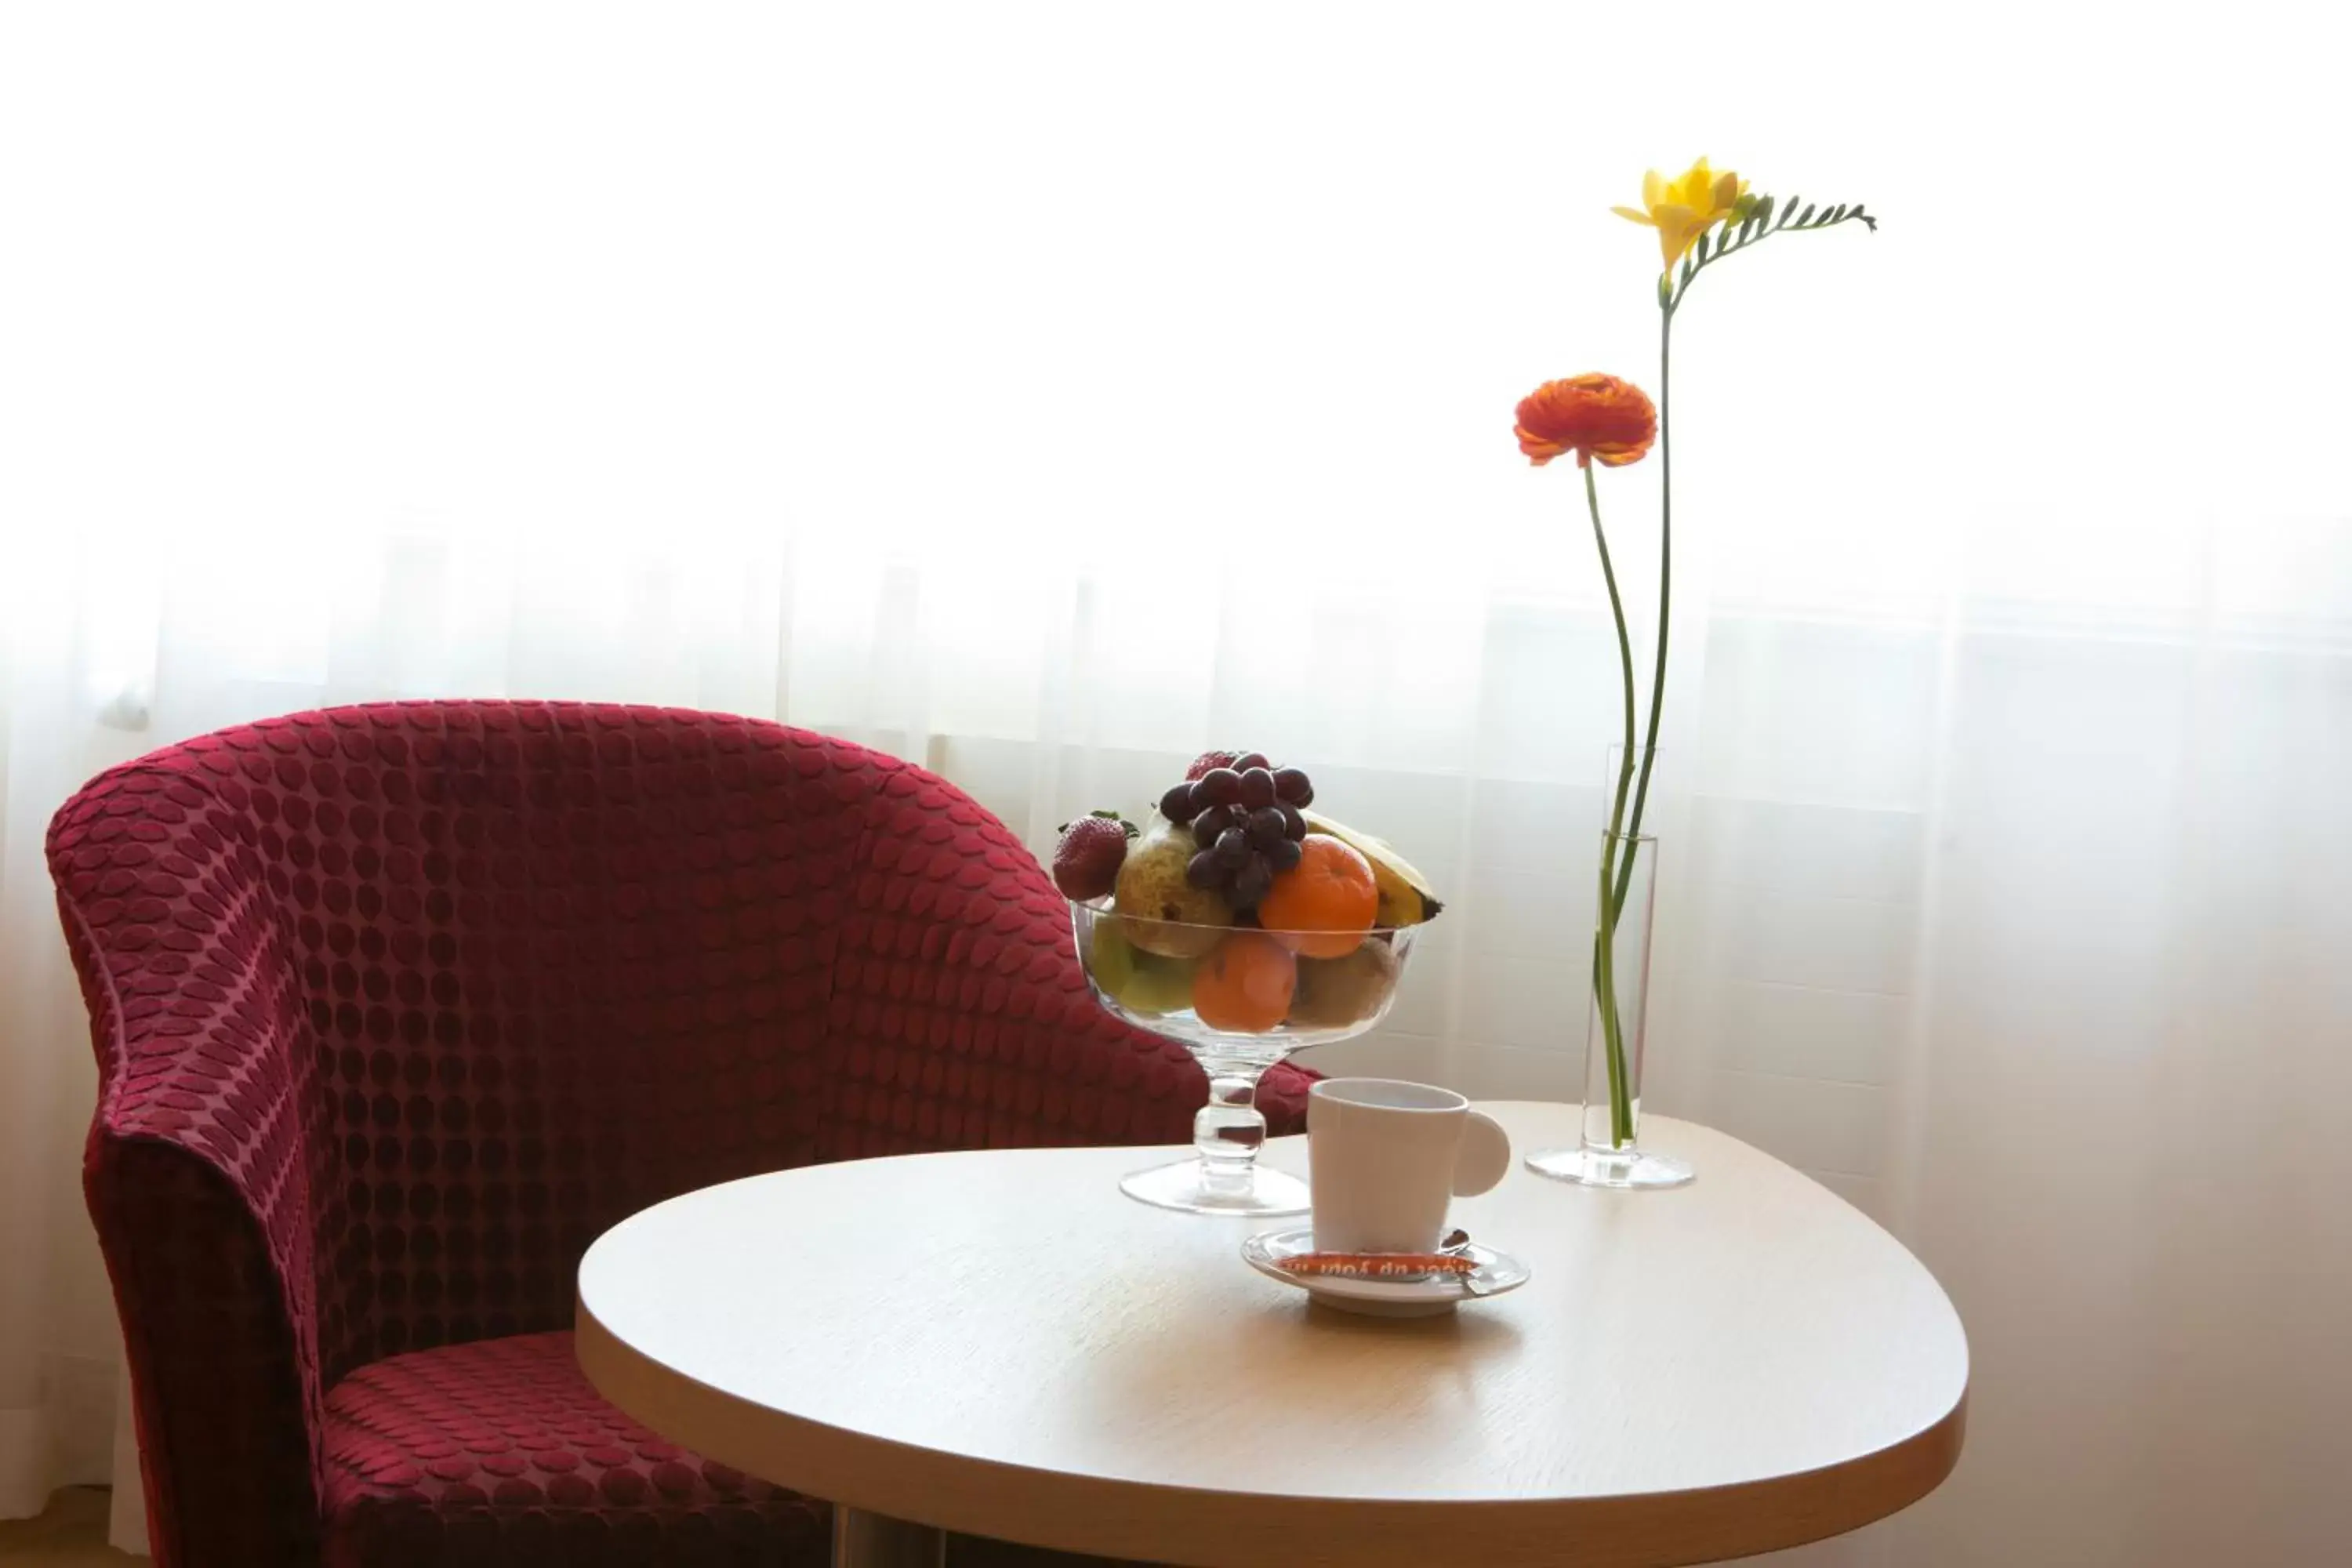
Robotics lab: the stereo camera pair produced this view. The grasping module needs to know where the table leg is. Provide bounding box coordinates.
[833,1504,946,1568]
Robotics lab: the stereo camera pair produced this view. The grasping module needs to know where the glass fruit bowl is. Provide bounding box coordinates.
[1071,898,1421,1216]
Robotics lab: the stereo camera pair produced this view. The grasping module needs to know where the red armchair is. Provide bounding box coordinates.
[49,702,1308,1567]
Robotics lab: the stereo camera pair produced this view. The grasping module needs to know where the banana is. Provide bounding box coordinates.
[1299,808,1445,927]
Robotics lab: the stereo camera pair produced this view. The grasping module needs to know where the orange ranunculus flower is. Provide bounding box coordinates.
[1514,374,1657,469]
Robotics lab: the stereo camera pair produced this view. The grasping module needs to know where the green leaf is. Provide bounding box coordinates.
[1657,271,1673,308]
[1797,202,1817,226]
[1777,194,1802,228]
[1693,230,1711,263]
[1752,194,1776,229]
[1679,252,1696,287]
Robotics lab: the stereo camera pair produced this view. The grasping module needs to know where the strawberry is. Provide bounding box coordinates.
[1052,811,1138,900]
[1185,750,1242,781]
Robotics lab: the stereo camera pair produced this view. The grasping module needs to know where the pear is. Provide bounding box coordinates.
[1115,817,1229,959]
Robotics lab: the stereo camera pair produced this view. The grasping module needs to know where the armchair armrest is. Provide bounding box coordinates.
[50,765,328,1566]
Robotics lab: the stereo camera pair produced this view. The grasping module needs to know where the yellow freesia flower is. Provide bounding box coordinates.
[1612,158,1751,273]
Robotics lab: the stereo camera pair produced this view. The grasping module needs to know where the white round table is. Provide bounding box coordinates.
[575,1102,1966,1568]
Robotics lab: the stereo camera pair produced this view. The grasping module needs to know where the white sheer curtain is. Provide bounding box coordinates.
[5,3,2347,1562]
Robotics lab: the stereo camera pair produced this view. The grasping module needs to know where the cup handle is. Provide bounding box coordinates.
[1451,1109,1512,1197]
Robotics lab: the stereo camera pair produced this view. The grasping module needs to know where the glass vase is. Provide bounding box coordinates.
[1525,827,1693,1189]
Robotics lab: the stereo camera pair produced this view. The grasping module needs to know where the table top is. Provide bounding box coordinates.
[575,1102,1967,1568]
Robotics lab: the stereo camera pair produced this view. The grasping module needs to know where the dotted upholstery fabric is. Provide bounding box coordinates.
[323,1332,830,1566]
[52,702,1310,1568]
[322,1334,1131,1568]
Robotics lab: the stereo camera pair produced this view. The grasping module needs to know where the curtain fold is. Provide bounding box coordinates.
[5,5,2347,1563]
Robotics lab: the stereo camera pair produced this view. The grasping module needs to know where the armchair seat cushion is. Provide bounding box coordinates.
[324,1332,828,1567]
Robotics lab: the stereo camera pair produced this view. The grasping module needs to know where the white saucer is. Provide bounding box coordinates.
[1240,1227,1531,1317]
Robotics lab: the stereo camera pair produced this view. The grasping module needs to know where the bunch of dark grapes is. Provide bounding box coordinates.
[1159,751,1316,910]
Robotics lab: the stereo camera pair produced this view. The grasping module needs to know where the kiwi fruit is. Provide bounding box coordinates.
[1288,938,1401,1029]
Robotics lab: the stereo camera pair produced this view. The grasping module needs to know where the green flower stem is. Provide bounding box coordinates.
[1592,851,1632,1147]
[1587,463,1639,843]
[1584,460,1639,1147]
[1611,301,1671,926]
[1596,253,1689,1148]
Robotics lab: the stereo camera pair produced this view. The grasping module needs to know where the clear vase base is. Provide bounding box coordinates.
[1523,1144,1694,1189]
[1119,1158,1311,1216]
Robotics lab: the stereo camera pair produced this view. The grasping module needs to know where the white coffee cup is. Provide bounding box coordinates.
[1308,1078,1512,1254]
